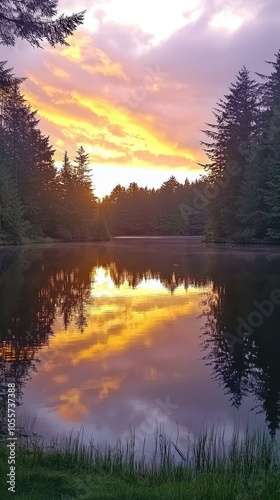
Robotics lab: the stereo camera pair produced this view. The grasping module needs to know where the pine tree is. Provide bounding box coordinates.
[257,50,280,112]
[256,51,280,240]
[264,105,280,240]
[0,157,27,244]
[201,67,260,241]
[73,146,98,240]
[56,152,76,240]
[237,137,267,240]
[0,65,109,244]
[33,132,59,236]
[59,151,74,197]
[0,62,24,143]
[74,146,91,190]
[1,80,59,237]
[0,0,85,47]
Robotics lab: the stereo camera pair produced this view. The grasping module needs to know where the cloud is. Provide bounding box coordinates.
[134,150,193,167]
[1,0,280,195]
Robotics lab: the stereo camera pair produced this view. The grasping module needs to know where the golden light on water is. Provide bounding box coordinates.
[39,266,210,369]
[33,265,210,422]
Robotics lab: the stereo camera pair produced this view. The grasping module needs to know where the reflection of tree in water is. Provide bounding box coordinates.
[1,243,280,437]
[201,256,280,436]
[0,249,92,349]
[0,241,210,430]
[0,346,39,437]
[107,262,193,292]
[0,247,94,433]
[201,287,258,409]
[102,244,210,292]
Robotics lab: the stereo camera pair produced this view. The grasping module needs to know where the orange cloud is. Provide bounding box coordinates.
[134,150,191,167]
[57,388,89,422]
[23,75,199,173]
[18,27,203,192]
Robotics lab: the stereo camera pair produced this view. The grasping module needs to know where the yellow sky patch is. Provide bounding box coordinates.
[23,76,198,174]
[67,91,196,160]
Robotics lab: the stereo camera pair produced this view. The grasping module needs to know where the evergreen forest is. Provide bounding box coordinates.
[1,21,280,243]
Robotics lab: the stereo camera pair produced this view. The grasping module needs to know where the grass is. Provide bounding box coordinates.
[1,425,280,499]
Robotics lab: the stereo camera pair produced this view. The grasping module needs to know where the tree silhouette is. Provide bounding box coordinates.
[201,255,280,436]
[0,0,84,47]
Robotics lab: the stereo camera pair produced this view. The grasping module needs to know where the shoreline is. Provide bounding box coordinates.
[0,427,279,499]
[1,235,280,256]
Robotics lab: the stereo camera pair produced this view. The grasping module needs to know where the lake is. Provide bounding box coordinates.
[1,237,280,453]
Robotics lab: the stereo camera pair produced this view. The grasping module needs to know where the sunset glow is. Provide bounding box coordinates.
[1,2,280,493]
[2,0,271,197]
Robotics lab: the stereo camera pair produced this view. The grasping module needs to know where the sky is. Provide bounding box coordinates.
[2,0,280,198]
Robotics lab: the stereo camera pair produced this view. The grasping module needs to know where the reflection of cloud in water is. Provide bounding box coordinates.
[42,266,208,369]
[17,265,212,446]
[17,261,268,448]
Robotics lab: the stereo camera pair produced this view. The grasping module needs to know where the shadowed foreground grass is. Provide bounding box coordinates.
[1,427,280,499]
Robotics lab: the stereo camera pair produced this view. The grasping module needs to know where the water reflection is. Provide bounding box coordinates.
[202,255,280,436]
[0,239,280,443]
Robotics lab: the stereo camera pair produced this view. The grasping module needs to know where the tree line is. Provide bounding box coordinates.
[1,0,280,244]
[100,177,205,236]
[103,50,280,243]
[200,51,280,243]
[0,1,108,244]
[0,62,107,244]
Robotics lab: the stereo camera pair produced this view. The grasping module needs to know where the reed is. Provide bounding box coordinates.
[1,423,280,499]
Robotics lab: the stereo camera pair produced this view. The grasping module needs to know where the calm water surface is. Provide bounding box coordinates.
[1,237,280,450]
